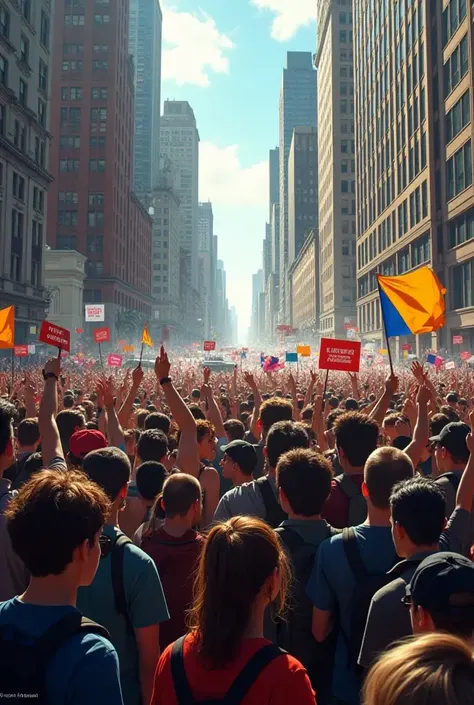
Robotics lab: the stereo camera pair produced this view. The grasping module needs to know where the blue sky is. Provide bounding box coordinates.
[161,0,317,340]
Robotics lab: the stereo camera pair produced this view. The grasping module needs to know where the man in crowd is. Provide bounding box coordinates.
[219,439,257,487]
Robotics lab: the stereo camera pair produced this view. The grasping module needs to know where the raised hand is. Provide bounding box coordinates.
[43,357,60,379]
[385,373,399,396]
[467,410,474,454]
[410,360,425,384]
[244,371,257,389]
[203,366,211,384]
[132,364,144,388]
[155,346,171,381]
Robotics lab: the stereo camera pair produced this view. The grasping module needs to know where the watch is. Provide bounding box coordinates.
[160,376,172,386]
[43,372,58,381]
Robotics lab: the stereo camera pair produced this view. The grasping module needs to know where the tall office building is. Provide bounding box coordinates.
[129,0,162,192]
[269,147,279,214]
[316,0,357,339]
[279,52,317,322]
[354,0,474,353]
[0,0,53,343]
[198,201,215,338]
[48,0,153,333]
[160,100,200,292]
[288,126,318,267]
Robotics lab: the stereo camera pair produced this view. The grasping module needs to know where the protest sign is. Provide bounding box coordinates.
[108,354,123,368]
[14,345,28,357]
[203,341,216,352]
[94,327,110,344]
[85,304,105,322]
[453,335,463,345]
[297,345,311,356]
[319,338,361,372]
[285,352,298,363]
[39,321,70,352]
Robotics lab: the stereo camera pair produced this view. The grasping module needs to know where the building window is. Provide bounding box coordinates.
[90,108,107,121]
[91,87,108,100]
[20,34,29,64]
[412,233,430,267]
[60,159,80,172]
[59,191,79,204]
[33,187,44,212]
[19,78,27,106]
[92,60,108,71]
[11,209,24,238]
[444,34,468,96]
[90,136,106,148]
[446,90,470,143]
[40,10,50,48]
[12,173,25,201]
[448,206,474,248]
[34,137,46,167]
[442,0,467,46]
[63,43,83,55]
[87,210,104,227]
[447,140,472,200]
[13,120,26,151]
[62,60,83,72]
[60,135,80,148]
[0,6,9,38]
[93,44,108,53]
[65,14,85,26]
[452,258,473,308]
[94,14,110,24]
[58,210,78,226]
[57,235,77,250]
[89,159,105,172]
[88,192,104,205]
[87,235,103,253]
[61,87,82,101]
[0,104,5,135]
[38,60,48,92]
[0,54,8,86]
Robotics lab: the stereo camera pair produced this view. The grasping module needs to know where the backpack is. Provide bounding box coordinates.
[0,610,109,703]
[342,527,396,675]
[333,475,367,527]
[275,526,338,694]
[110,531,134,634]
[438,472,461,492]
[256,477,287,528]
[170,635,286,705]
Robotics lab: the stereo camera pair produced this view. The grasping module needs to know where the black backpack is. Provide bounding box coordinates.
[170,635,286,705]
[256,477,287,528]
[333,475,367,527]
[342,527,396,676]
[110,531,134,634]
[275,526,338,695]
[0,611,109,703]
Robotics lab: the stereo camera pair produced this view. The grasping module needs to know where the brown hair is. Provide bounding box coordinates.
[277,448,333,516]
[259,397,293,436]
[196,419,215,443]
[161,472,201,518]
[187,516,291,668]
[17,417,40,447]
[363,632,474,705]
[364,447,414,509]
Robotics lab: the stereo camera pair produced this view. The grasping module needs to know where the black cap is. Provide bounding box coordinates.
[405,552,474,612]
[429,422,470,457]
[220,440,257,474]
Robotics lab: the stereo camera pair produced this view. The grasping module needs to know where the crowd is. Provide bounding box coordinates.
[1,348,474,704]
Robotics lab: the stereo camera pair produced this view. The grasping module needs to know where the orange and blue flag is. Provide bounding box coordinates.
[377,267,446,338]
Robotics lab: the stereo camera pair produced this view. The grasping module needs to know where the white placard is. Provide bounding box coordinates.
[28,344,36,354]
[85,304,105,322]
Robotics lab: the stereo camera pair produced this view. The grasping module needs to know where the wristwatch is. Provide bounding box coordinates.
[43,371,58,381]
[160,376,172,386]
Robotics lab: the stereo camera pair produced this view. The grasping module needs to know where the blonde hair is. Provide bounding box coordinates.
[363,633,474,705]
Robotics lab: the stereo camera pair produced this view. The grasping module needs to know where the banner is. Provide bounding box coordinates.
[297,345,311,357]
[108,354,123,368]
[402,343,412,351]
[85,304,105,322]
[122,344,134,353]
[14,345,28,357]
[319,338,361,372]
[0,306,14,349]
[285,352,298,363]
[203,341,216,352]
[94,327,110,344]
[39,321,71,352]
[453,335,463,345]
[445,361,456,370]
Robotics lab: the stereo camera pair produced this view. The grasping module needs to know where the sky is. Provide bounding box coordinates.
[160,0,318,340]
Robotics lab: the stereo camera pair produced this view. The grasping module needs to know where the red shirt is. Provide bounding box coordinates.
[151,633,316,705]
[323,474,364,529]
[140,528,204,651]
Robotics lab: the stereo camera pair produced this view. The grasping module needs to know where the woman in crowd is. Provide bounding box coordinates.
[151,516,316,705]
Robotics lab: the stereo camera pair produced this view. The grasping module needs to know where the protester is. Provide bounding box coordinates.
[133,460,168,545]
[150,516,316,704]
[0,469,124,703]
[219,439,258,486]
[4,416,40,483]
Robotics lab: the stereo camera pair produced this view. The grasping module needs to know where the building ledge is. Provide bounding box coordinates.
[0,134,54,182]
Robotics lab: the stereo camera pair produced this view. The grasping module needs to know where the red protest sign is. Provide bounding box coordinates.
[107,353,123,368]
[94,327,110,344]
[14,345,28,357]
[319,338,361,372]
[203,341,216,352]
[402,344,411,351]
[39,321,70,352]
[453,335,463,345]
[460,351,471,361]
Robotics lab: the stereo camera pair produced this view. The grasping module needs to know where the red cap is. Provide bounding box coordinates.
[69,429,107,458]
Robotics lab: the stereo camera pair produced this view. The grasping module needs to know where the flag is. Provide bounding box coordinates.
[264,355,284,372]
[435,355,444,368]
[260,352,265,367]
[426,353,436,365]
[377,267,446,338]
[240,350,247,359]
[0,306,14,349]
[141,324,153,347]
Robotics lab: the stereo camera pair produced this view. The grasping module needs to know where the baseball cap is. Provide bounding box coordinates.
[220,439,257,474]
[404,552,474,612]
[69,429,107,458]
[429,422,470,456]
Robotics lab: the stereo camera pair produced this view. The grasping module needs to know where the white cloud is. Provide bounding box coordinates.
[162,6,234,87]
[199,142,268,207]
[251,0,317,41]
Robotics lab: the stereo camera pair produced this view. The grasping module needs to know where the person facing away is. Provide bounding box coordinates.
[151,515,316,705]
[140,473,204,652]
[275,447,340,703]
[362,632,474,705]
[214,421,310,528]
[359,472,473,670]
[0,469,124,704]
[4,417,40,484]
[132,461,168,546]
[308,446,414,705]
[323,412,379,529]
[244,396,294,477]
[77,447,169,705]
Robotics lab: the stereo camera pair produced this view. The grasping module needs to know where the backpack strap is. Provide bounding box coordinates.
[438,472,461,491]
[222,644,286,705]
[342,527,369,581]
[111,531,134,633]
[36,612,110,665]
[334,474,361,499]
[275,526,305,553]
[170,636,196,705]
[256,477,285,526]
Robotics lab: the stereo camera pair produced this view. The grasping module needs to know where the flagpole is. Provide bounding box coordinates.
[378,281,394,376]
[11,348,14,393]
[99,342,103,367]
[139,342,144,366]
[322,369,329,406]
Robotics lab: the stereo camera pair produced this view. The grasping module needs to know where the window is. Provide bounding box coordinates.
[57,235,77,250]
[58,210,78,227]
[412,234,430,267]
[447,140,472,200]
[65,14,85,25]
[398,247,410,273]
[444,35,468,96]
[88,192,104,205]
[90,136,106,148]
[422,180,428,218]
[61,87,82,101]
[12,173,25,201]
[20,0,30,21]
[0,6,9,38]
[87,235,103,254]
[19,79,27,106]
[37,99,46,128]
[446,90,470,143]
[0,54,7,86]
[443,0,467,46]
[0,103,5,135]
[452,258,474,308]
[91,87,108,100]
[94,14,110,24]
[38,60,48,92]
[62,60,83,72]
[69,107,81,123]
[87,211,104,227]
[13,120,26,151]
[93,44,108,53]
[448,207,474,248]
[40,10,50,48]
[63,43,83,55]
[89,159,105,172]
[20,34,29,64]
[59,191,78,204]
[60,135,80,148]
[34,137,45,167]
[90,108,107,121]
[92,60,108,71]
[11,209,24,238]
[60,159,80,172]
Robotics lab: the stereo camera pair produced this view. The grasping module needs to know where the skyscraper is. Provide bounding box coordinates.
[48,0,153,332]
[279,52,317,322]
[198,201,215,337]
[160,101,200,292]
[129,0,162,193]
[0,0,53,342]
[269,147,279,215]
[316,0,357,339]
[288,126,318,267]
[354,0,474,353]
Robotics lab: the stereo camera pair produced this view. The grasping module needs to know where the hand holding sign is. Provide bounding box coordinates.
[319,338,361,372]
